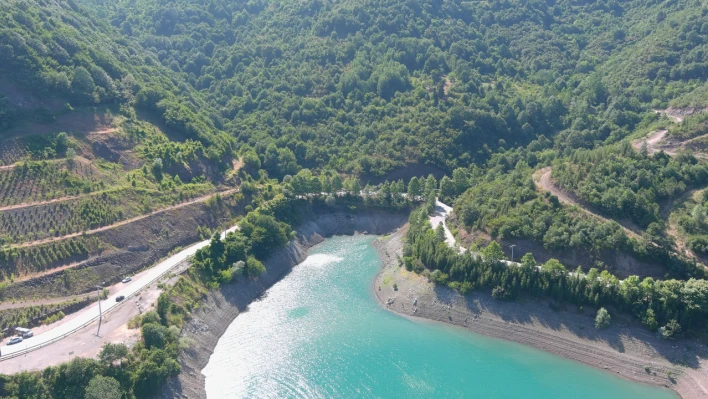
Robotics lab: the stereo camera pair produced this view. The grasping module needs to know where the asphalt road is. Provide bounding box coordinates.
[0,224,240,359]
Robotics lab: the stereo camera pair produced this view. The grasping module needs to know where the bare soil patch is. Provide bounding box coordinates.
[656,107,708,123]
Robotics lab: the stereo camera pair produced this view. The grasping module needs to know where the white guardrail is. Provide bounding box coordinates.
[0,257,191,361]
[0,224,239,361]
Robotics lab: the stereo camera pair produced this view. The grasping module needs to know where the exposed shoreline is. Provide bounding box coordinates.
[157,208,409,399]
[372,226,708,399]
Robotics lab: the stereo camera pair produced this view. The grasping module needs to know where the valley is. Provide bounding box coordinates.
[1,0,708,398]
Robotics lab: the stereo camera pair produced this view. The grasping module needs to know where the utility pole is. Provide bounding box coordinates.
[510,244,516,263]
[95,286,102,337]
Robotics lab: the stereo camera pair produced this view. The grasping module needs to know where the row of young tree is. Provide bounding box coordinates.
[0,238,94,280]
[273,167,474,210]
[404,207,708,339]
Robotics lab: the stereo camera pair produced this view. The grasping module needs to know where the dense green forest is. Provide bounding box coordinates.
[91,0,708,174]
[3,0,708,176]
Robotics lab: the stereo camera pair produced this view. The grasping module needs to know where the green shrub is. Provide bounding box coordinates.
[595,308,611,329]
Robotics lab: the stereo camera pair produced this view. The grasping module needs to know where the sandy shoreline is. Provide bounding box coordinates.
[372,226,708,399]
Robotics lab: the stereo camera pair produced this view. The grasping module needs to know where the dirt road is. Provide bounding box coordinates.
[631,129,708,157]
[632,130,668,154]
[89,128,118,135]
[13,188,238,248]
[533,168,643,240]
[429,200,460,250]
[0,193,91,212]
[0,294,91,311]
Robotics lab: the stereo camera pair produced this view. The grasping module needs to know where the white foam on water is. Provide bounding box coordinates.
[299,253,343,268]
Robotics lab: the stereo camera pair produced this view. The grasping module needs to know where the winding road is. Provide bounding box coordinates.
[0,224,240,361]
[429,200,462,251]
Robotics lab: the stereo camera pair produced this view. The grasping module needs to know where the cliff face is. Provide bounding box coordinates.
[157,208,408,399]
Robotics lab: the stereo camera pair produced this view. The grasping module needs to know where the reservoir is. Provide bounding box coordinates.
[203,235,676,398]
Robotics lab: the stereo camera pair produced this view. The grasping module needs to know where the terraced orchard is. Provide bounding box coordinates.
[0,196,119,244]
[0,111,245,293]
[0,139,30,167]
[0,160,105,207]
[0,182,217,246]
[0,237,99,279]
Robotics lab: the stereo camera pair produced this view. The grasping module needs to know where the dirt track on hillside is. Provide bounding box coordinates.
[13,188,238,248]
[631,129,708,157]
[533,167,643,240]
[0,294,89,311]
[632,130,668,154]
[0,193,90,212]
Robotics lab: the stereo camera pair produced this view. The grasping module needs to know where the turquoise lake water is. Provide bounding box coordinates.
[203,235,677,398]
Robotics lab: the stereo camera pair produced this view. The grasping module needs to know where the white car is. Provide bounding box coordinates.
[122,277,132,283]
[8,336,22,345]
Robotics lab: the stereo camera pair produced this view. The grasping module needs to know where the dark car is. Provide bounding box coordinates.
[8,336,22,345]
[116,295,125,302]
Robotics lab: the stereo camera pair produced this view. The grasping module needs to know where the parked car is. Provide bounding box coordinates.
[121,277,132,283]
[8,336,22,345]
[22,331,33,338]
[116,295,125,302]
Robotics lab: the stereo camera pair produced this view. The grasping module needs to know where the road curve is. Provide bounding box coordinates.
[0,224,240,359]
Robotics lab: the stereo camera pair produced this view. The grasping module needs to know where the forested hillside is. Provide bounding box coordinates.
[2,0,707,175]
[0,0,233,159]
[10,0,702,175]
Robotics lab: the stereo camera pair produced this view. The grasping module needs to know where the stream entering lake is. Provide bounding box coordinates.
[203,235,676,398]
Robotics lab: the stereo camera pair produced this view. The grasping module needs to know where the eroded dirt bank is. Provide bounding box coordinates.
[157,208,409,399]
[373,227,708,399]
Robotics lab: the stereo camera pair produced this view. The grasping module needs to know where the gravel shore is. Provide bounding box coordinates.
[373,226,708,399]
